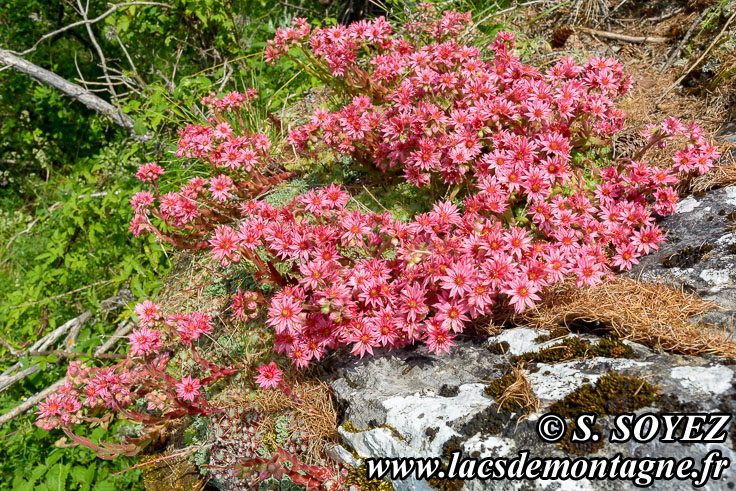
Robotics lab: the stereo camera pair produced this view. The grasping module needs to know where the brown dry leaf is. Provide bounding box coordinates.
[497,365,540,422]
[518,277,736,359]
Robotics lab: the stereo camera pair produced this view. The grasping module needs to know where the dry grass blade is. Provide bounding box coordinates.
[497,365,539,422]
[691,149,736,192]
[229,376,339,464]
[519,278,736,359]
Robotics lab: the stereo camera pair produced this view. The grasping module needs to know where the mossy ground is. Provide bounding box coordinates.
[550,372,657,419]
[345,459,394,490]
[511,335,636,365]
[534,328,571,344]
[484,373,521,412]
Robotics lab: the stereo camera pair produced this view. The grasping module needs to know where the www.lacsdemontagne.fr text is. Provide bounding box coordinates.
[365,450,730,487]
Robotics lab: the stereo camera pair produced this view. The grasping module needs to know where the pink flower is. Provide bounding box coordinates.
[130,191,155,212]
[267,293,303,334]
[434,298,470,332]
[128,327,162,357]
[503,276,541,314]
[175,376,201,402]
[426,325,456,355]
[136,163,165,183]
[134,300,162,328]
[349,322,379,358]
[208,174,234,202]
[255,361,283,389]
[209,225,241,267]
[440,261,475,299]
[174,312,213,345]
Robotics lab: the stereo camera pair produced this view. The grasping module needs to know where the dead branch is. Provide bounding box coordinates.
[0,321,133,428]
[0,289,132,393]
[0,311,92,391]
[663,8,711,73]
[28,350,126,360]
[0,379,66,428]
[657,7,736,103]
[0,50,147,139]
[576,27,669,44]
[95,321,134,355]
[4,217,40,251]
[76,0,120,108]
[12,2,171,57]
[0,335,20,357]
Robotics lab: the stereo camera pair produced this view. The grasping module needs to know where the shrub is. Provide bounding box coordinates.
[35,7,719,486]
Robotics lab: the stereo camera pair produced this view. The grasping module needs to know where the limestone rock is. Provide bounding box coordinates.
[631,185,736,330]
[327,328,736,490]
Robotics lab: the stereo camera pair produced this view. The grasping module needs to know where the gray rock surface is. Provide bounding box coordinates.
[631,185,736,330]
[326,328,736,490]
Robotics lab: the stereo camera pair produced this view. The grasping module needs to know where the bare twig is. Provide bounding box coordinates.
[113,28,140,83]
[12,2,172,57]
[657,6,736,104]
[0,335,20,357]
[27,350,126,360]
[0,289,131,391]
[9,279,114,309]
[0,379,66,428]
[95,321,134,355]
[643,7,684,25]
[663,8,711,73]
[576,27,669,44]
[112,444,208,475]
[4,217,40,250]
[0,320,133,427]
[76,0,120,111]
[0,50,143,136]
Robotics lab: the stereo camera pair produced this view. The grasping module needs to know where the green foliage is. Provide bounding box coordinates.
[0,0,335,488]
[7,427,141,491]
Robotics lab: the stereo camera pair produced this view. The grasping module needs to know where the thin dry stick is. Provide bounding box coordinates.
[77,0,119,110]
[27,350,126,360]
[0,379,66,428]
[4,217,40,250]
[0,323,134,428]
[576,26,669,44]
[0,335,20,357]
[10,279,114,309]
[95,321,134,355]
[12,2,172,57]
[112,444,206,475]
[657,6,736,104]
[662,8,711,73]
[0,50,140,135]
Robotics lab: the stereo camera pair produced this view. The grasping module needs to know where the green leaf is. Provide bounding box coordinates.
[45,462,70,490]
[133,119,147,136]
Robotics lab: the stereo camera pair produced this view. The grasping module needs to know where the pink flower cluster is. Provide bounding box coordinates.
[232,288,260,322]
[129,92,291,249]
[207,145,704,372]
[35,301,236,457]
[270,11,718,196]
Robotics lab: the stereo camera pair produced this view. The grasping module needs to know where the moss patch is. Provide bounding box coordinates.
[141,450,201,491]
[550,372,657,419]
[510,336,636,365]
[346,460,394,490]
[557,421,605,456]
[484,373,521,412]
[535,328,570,343]
[661,243,713,268]
[343,420,404,441]
[487,341,511,355]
